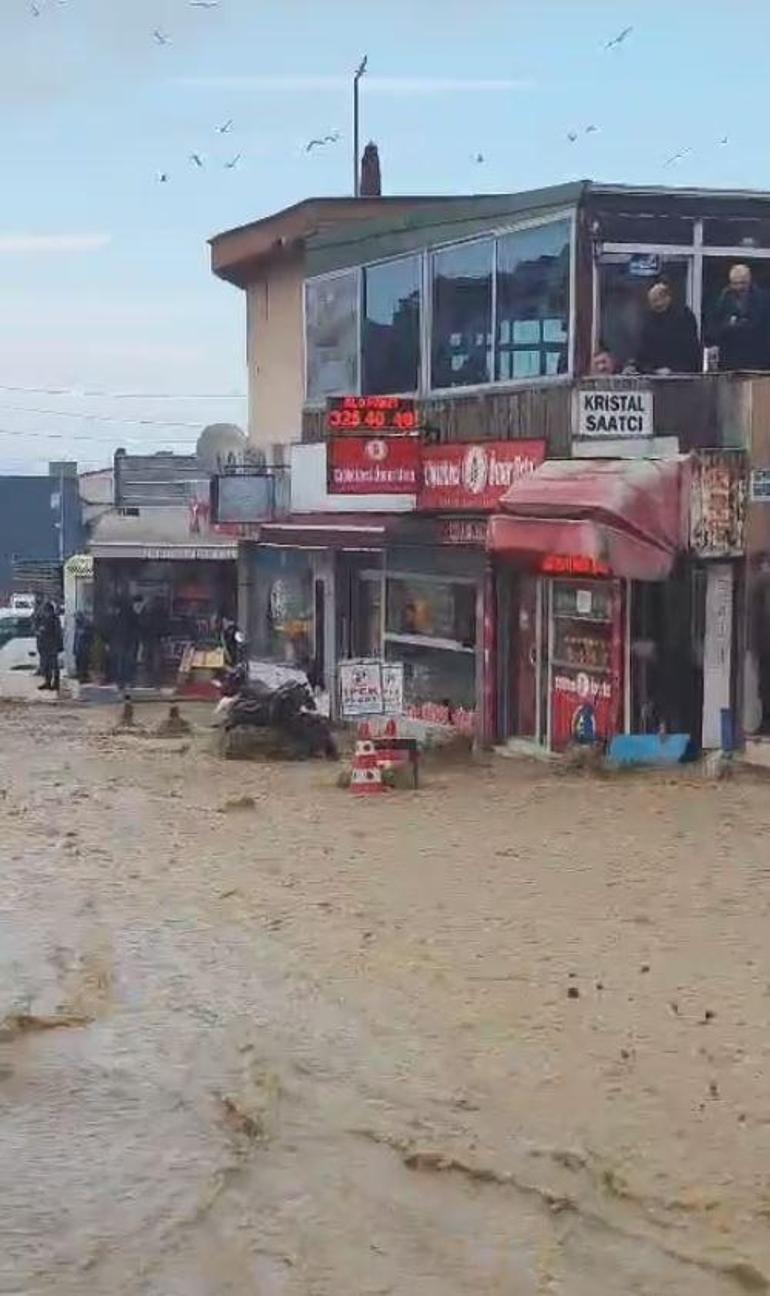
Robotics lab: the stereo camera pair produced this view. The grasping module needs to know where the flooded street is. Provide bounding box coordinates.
[2,699,770,1294]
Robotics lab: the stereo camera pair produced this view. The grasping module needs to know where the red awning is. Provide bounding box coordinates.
[488,457,691,580]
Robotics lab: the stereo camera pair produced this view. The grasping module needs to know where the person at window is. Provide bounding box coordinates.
[590,349,617,375]
[708,263,770,371]
[631,280,701,375]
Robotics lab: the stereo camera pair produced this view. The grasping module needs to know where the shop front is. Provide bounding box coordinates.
[489,456,695,751]
[91,544,237,685]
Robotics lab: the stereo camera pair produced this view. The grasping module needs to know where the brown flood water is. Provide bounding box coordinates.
[1,699,770,1295]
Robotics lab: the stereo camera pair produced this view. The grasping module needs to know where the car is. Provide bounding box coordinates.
[0,611,38,672]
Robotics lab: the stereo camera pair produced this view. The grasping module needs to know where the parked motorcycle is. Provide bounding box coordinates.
[214,664,338,761]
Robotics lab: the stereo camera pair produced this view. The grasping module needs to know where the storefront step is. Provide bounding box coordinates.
[494,738,558,763]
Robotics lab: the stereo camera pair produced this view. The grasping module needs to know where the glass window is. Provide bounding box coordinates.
[703,217,770,248]
[305,272,358,401]
[430,241,493,389]
[596,212,694,244]
[362,255,421,394]
[496,220,571,380]
[386,576,476,648]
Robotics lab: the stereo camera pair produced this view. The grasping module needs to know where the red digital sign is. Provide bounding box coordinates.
[539,554,610,577]
[325,395,418,434]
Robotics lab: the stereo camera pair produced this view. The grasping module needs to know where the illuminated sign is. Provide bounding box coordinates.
[419,440,545,511]
[325,395,418,434]
[328,436,420,495]
[539,554,610,577]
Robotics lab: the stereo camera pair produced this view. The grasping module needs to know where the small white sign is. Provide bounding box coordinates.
[577,388,654,439]
[576,589,592,616]
[751,469,770,501]
[339,660,384,717]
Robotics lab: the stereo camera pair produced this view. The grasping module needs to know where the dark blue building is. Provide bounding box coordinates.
[0,464,83,599]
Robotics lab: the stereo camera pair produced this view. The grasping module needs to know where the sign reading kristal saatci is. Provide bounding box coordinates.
[576,388,653,439]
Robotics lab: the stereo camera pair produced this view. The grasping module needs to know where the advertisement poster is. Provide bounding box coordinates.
[551,669,616,749]
[419,439,544,511]
[328,436,420,495]
[338,659,405,718]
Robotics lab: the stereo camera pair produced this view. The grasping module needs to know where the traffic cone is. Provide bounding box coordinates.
[350,735,387,796]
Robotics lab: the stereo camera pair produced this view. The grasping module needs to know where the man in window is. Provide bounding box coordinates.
[708,264,770,371]
[631,280,701,375]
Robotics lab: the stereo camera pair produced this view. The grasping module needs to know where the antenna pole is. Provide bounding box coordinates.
[353,55,367,197]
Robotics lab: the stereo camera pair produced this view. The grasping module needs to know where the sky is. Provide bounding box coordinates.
[2,0,770,473]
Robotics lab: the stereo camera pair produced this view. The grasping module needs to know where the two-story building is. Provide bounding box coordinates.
[211,181,770,753]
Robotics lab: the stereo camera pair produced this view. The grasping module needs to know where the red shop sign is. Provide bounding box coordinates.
[551,669,617,749]
[328,436,420,495]
[419,439,545,512]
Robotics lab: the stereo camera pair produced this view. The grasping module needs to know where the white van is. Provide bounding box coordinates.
[0,609,38,671]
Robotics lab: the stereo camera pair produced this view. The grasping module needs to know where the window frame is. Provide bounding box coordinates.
[303,266,362,407]
[302,207,577,405]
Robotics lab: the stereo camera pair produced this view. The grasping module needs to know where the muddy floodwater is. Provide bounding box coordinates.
[2,699,770,1294]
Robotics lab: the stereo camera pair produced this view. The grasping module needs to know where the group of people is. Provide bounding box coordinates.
[594,262,770,377]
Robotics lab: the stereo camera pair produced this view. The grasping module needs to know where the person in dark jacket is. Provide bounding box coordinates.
[37,602,63,692]
[708,263,770,371]
[633,280,702,375]
[73,611,94,683]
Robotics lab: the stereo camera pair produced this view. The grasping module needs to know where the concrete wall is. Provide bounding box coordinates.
[246,252,304,450]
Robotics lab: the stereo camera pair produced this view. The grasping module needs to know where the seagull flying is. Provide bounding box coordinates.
[153,28,171,44]
[605,25,633,50]
[216,119,233,134]
[189,153,205,168]
[566,130,578,143]
[719,135,729,146]
[157,171,170,183]
[664,147,693,167]
[306,132,341,152]
[30,1,41,14]
[224,153,241,169]
[473,152,485,164]
[190,1,219,6]
[585,124,599,134]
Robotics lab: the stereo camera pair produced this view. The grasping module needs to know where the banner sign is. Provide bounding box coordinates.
[338,659,405,718]
[328,436,420,495]
[576,389,653,439]
[418,440,544,511]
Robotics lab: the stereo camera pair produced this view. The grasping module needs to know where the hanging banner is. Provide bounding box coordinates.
[328,437,420,495]
[419,439,545,511]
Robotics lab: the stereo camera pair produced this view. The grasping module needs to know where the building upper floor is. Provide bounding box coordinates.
[210,180,770,450]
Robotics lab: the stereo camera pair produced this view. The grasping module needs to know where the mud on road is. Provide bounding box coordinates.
[1,700,770,1295]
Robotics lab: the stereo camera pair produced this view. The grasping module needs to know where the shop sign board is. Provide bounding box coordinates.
[328,436,420,495]
[576,388,653,439]
[750,468,770,501]
[690,450,747,557]
[338,659,405,717]
[419,439,545,512]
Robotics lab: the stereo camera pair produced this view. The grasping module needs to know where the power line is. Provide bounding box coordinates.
[0,425,195,447]
[0,403,203,428]
[0,384,247,399]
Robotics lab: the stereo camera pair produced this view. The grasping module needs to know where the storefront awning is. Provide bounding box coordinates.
[488,456,691,580]
[257,513,389,550]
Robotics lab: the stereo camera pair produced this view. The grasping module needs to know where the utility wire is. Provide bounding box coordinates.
[0,403,203,428]
[0,384,246,399]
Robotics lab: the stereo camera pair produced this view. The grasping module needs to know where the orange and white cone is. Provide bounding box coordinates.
[350,733,387,796]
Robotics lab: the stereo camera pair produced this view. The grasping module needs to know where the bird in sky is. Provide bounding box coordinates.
[585,124,599,134]
[473,152,485,164]
[30,2,41,15]
[157,171,170,183]
[153,28,171,45]
[224,153,241,169]
[306,132,341,152]
[719,135,729,146]
[566,130,578,144]
[189,153,205,168]
[664,147,693,167]
[216,119,233,134]
[190,1,219,7]
[605,25,633,50]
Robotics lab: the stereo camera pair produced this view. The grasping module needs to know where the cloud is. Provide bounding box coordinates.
[175,75,534,96]
[0,234,111,254]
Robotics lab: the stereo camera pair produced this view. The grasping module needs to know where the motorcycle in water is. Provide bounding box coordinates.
[214,663,338,761]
